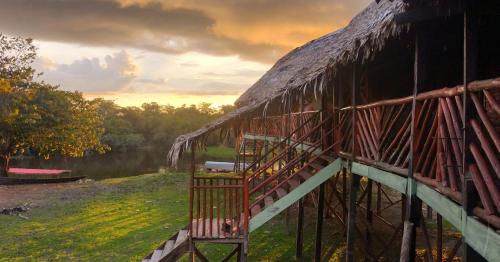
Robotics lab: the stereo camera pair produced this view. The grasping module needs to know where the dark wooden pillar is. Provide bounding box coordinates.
[296,198,304,259]
[436,214,443,262]
[296,94,305,259]
[346,173,361,262]
[189,142,196,262]
[314,183,325,262]
[346,62,360,262]
[461,1,484,261]
[364,179,373,261]
[400,23,426,262]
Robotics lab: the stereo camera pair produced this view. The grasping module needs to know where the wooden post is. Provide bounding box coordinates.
[400,221,415,261]
[296,198,304,259]
[343,168,348,236]
[462,2,484,261]
[296,94,305,259]
[376,183,382,216]
[346,172,361,262]
[401,24,425,262]
[437,214,443,262]
[315,183,325,262]
[346,62,360,262]
[351,63,358,159]
[189,142,196,262]
[365,179,373,261]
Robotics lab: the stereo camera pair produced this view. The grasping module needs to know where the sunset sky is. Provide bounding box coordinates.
[0,0,369,107]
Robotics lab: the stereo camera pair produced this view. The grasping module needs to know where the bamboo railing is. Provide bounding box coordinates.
[189,78,499,241]
[242,78,500,227]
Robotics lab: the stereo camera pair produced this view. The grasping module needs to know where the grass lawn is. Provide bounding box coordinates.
[202,145,235,159]
[0,171,345,261]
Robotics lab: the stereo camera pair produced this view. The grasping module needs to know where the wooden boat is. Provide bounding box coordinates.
[0,168,85,185]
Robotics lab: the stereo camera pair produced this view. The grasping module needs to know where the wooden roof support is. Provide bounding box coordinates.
[461,1,486,261]
[400,17,428,262]
[346,61,360,262]
[314,183,325,262]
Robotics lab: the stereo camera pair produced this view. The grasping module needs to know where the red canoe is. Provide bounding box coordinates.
[8,168,72,175]
[1,168,84,185]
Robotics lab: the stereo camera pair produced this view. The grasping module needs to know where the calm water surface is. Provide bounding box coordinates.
[11,150,233,180]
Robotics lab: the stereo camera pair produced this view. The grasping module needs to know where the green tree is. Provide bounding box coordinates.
[0,34,107,176]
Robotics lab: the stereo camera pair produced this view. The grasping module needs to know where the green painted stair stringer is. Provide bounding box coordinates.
[249,159,342,232]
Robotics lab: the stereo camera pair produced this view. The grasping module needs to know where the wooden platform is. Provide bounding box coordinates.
[191,218,243,239]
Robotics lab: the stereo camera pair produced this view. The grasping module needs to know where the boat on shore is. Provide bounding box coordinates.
[0,168,85,185]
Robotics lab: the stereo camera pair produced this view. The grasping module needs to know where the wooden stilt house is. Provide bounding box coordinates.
[143,0,500,261]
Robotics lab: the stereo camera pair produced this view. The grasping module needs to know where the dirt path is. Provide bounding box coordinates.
[0,180,110,209]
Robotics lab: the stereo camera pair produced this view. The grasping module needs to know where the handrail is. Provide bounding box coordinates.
[242,111,321,173]
[243,114,332,180]
[249,143,336,210]
[249,128,335,196]
[250,110,319,122]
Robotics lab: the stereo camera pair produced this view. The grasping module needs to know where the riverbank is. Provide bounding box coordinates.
[0,171,345,261]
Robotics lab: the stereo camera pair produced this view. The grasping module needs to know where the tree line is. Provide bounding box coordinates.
[95,100,234,153]
[0,34,233,176]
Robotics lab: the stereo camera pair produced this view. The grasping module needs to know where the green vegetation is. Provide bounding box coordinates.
[0,172,345,261]
[96,100,235,153]
[0,34,107,176]
[202,145,235,159]
[1,34,237,175]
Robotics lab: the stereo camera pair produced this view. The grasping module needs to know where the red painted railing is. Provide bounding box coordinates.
[242,77,500,227]
[189,78,500,240]
[191,176,244,238]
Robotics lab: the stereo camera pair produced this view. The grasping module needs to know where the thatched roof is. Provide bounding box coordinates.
[167,0,408,166]
[235,0,407,107]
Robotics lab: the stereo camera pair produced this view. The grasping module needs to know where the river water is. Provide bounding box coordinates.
[10,150,233,180]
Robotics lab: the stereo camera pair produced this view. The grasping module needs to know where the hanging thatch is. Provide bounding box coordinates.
[167,0,408,166]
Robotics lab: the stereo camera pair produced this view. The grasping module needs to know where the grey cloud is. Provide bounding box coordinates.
[35,51,138,92]
[0,0,283,62]
[0,0,368,63]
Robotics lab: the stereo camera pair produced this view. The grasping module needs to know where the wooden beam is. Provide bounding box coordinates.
[462,1,485,261]
[365,179,373,260]
[295,198,304,259]
[314,183,325,262]
[346,172,361,262]
[401,22,426,262]
[189,143,196,262]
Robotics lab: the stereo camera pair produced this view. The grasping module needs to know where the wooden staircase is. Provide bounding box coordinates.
[141,155,341,261]
[142,228,189,262]
[248,154,341,231]
[141,111,338,261]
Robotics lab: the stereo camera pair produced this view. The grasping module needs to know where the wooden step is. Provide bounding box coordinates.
[162,240,175,255]
[298,170,312,181]
[150,249,163,262]
[276,188,287,199]
[175,230,188,246]
[251,205,262,217]
[288,179,300,190]
[264,196,274,208]
[309,161,325,170]
[319,154,335,162]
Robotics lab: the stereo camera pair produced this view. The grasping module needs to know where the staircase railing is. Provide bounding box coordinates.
[242,113,335,223]
[239,111,321,174]
[243,113,328,184]
[249,129,336,198]
[191,176,244,239]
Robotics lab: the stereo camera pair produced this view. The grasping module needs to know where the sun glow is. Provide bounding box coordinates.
[83,92,239,108]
